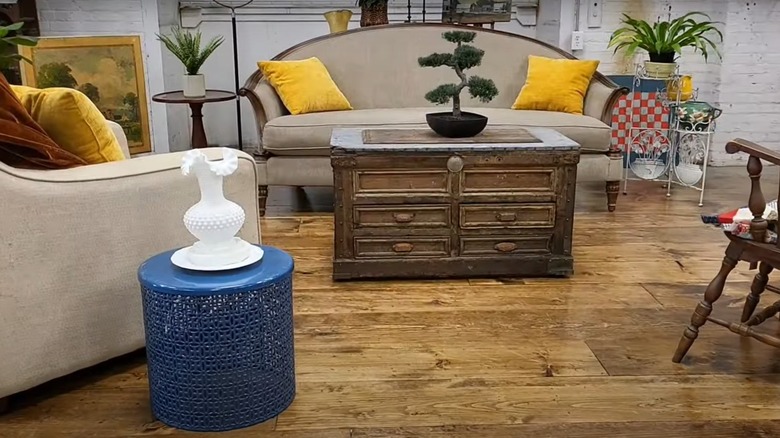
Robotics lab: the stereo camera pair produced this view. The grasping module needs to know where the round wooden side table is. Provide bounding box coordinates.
[152,90,236,149]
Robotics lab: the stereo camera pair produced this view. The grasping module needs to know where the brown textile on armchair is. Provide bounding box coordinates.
[0,74,86,169]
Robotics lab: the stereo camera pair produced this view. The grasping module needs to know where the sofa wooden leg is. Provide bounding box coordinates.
[258,185,268,217]
[0,396,9,414]
[606,181,619,212]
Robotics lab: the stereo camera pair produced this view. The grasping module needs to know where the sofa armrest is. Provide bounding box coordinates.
[239,70,288,147]
[105,119,131,159]
[0,148,260,398]
[583,77,629,153]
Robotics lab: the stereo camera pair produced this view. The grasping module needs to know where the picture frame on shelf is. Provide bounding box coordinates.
[441,0,513,27]
[18,35,152,155]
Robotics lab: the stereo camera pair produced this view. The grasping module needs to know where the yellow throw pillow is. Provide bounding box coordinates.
[512,55,600,115]
[11,85,126,164]
[258,57,352,115]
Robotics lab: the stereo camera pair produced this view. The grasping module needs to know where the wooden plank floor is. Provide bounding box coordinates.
[3,167,780,437]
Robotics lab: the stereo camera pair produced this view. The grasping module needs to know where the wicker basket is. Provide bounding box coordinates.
[360,5,389,27]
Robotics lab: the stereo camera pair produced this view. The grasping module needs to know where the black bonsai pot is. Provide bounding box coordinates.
[426,112,488,138]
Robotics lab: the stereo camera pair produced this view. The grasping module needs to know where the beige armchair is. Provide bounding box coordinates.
[0,121,261,401]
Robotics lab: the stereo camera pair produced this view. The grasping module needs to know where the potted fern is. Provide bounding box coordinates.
[608,12,722,78]
[157,27,224,97]
[418,30,498,138]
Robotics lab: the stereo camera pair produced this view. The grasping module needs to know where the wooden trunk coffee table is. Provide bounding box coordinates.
[330,126,580,280]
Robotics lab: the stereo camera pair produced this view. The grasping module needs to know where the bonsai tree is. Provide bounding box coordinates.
[608,12,722,63]
[418,30,498,119]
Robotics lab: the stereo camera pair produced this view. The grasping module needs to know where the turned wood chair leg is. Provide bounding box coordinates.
[606,181,619,212]
[743,262,773,322]
[673,242,742,363]
[258,185,268,217]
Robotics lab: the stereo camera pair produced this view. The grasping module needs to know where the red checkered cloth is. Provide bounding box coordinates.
[611,92,670,152]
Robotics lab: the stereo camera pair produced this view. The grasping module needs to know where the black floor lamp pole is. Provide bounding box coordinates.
[214,0,253,151]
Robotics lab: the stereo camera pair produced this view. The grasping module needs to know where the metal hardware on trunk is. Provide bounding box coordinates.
[393,213,415,223]
[447,156,464,172]
[392,243,414,253]
[496,212,517,222]
[494,242,518,252]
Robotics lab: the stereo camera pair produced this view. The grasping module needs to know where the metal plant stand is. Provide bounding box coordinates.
[622,63,717,206]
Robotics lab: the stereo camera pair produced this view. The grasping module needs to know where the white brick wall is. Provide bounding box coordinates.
[36,0,169,153]
[580,0,780,165]
[713,1,780,164]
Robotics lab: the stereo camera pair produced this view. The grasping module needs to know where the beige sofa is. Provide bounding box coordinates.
[0,121,261,401]
[240,23,628,215]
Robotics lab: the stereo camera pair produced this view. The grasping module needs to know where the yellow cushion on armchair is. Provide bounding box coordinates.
[11,85,126,164]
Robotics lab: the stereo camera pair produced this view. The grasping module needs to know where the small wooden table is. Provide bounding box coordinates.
[152,90,235,149]
[330,126,581,281]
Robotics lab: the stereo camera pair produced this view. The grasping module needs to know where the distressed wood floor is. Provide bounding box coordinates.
[3,167,780,437]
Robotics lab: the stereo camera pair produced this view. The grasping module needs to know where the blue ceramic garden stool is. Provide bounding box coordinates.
[137,245,295,432]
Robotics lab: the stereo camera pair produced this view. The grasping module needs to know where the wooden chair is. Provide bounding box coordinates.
[673,139,780,363]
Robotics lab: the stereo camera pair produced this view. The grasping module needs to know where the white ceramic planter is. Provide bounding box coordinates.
[643,61,677,79]
[183,74,206,97]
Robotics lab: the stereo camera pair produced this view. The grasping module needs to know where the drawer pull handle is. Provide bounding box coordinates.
[494,242,517,253]
[392,242,414,253]
[496,212,517,222]
[393,212,415,223]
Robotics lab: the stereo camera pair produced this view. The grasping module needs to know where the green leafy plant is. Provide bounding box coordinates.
[157,27,224,75]
[608,12,723,62]
[417,31,498,117]
[0,22,37,70]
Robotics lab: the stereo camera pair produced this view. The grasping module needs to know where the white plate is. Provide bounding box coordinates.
[170,245,264,271]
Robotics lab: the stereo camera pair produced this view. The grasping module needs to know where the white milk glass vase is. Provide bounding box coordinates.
[178,148,252,268]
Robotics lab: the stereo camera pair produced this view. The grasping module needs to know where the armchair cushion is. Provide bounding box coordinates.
[12,85,126,164]
[0,74,86,169]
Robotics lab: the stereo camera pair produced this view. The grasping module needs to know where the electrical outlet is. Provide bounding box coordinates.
[571,31,584,50]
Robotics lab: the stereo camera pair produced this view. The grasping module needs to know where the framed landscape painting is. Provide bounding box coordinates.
[19,36,152,155]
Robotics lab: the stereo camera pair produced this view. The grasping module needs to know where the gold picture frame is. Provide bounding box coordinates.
[18,36,152,155]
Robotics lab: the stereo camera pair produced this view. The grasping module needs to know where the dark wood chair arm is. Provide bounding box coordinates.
[726,138,780,166]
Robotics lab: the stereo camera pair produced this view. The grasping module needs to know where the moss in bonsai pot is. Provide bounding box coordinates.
[418,30,498,138]
[608,12,722,77]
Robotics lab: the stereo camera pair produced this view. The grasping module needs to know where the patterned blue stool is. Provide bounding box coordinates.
[137,245,295,432]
